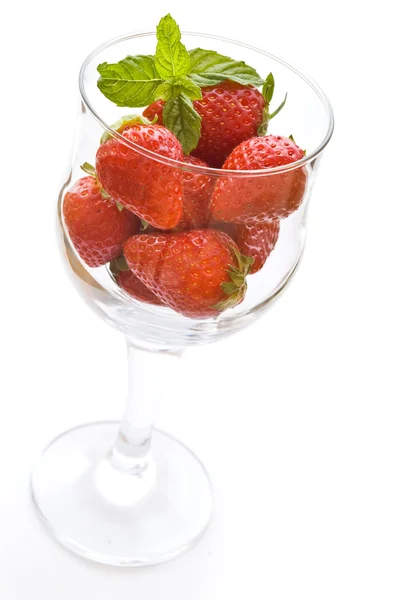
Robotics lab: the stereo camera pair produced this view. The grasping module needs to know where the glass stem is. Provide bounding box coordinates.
[110,337,181,475]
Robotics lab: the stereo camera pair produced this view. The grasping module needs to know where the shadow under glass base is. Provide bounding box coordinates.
[31,422,213,567]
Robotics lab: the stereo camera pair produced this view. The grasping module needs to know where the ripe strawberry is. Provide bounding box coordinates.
[123,230,253,318]
[210,135,307,223]
[174,156,214,231]
[143,100,163,125]
[143,81,265,168]
[116,270,164,305]
[110,255,163,305]
[96,123,184,230]
[213,220,280,274]
[63,176,139,268]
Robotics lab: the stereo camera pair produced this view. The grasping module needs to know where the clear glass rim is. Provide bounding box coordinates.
[79,31,334,178]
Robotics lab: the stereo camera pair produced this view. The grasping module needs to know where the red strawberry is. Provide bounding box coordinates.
[116,270,164,305]
[123,230,253,319]
[210,135,307,223]
[143,100,163,125]
[143,81,265,168]
[63,176,139,268]
[213,220,280,274]
[96,123,184,230]
[110,255,163,305]
[174,156,214,231]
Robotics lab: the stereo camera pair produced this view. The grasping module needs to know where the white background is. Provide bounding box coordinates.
[0,0,399,598]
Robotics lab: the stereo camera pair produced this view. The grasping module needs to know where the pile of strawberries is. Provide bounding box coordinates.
[63,15,307,320]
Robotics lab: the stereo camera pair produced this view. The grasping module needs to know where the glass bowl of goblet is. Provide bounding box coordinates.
[31,30,333,567]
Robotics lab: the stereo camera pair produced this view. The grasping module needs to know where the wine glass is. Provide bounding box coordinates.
[31,30,334,567]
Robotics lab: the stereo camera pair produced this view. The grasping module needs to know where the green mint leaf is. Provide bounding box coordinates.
[177,77,202,100]
[154,81,180,101]
[97,55,162,107]
[188,48,265,87]
[155,14,191,79]
[100,114,155,144]
[269,93,288,120]
[155,77,202,101]
[163,94,201,155]
[262,73,275,104]
[115,201,124,212]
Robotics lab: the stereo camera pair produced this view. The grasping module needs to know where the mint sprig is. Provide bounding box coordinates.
[96,14,287,154]
[154,15,202,152]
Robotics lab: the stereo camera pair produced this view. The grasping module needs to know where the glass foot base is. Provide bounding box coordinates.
[31,422,213,567]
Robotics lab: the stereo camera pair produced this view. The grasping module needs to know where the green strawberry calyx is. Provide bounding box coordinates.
[288,134,306,156]
[214,247,254,312]
[100,114,157,144]
[140,219,150,231]
[96,14,269,154]
[80,163,123,210]
[109,255,130,278]
[80,162,97,177]
[258,73,288,136]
